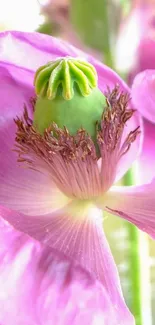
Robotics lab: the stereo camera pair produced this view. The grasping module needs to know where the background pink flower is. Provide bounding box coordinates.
[132,69,155,184]
[116,0,155,185]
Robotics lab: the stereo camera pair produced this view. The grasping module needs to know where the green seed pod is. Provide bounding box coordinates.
[33,57,106,144]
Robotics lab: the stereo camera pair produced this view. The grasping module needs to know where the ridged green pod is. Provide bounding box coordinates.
[33,57,106,145]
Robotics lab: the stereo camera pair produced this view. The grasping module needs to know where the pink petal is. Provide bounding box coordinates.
[138,119,155,184]
[0,218,134,325]
[96,179,155,239]
[0,65,66,215]
[0,202,131,319]
[132,69,155,123]
[0,30,133,92]
[0,64,33,120]
[114,108,142,183]
[116,4,155,79]
[138,37,155,72]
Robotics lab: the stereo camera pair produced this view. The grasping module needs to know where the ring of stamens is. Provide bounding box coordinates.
[14,86,140,199]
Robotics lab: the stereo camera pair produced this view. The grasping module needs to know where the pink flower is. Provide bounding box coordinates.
[0,218,128,325]
[0,30,154,323]
[132,69,155,184]
[116,0,155,184]
[116,0,155,82]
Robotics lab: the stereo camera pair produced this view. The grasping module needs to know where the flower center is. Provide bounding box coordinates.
[14,82,140,200]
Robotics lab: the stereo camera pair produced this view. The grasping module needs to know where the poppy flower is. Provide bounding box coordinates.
[0,30,154,323]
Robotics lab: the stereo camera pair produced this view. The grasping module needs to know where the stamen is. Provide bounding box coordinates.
[14,107,100,199]
[30,97,37,112]
[15,107,97,162]
[98,85,140,156]
[97,85,140,191]
[120,126,140,157]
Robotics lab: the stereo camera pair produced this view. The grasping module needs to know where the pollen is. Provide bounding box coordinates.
[98,85,140,155]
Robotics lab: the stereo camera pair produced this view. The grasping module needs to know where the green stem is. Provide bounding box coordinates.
[70,0,114,69]
[123,169,151,325]
[101,0,114,69]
